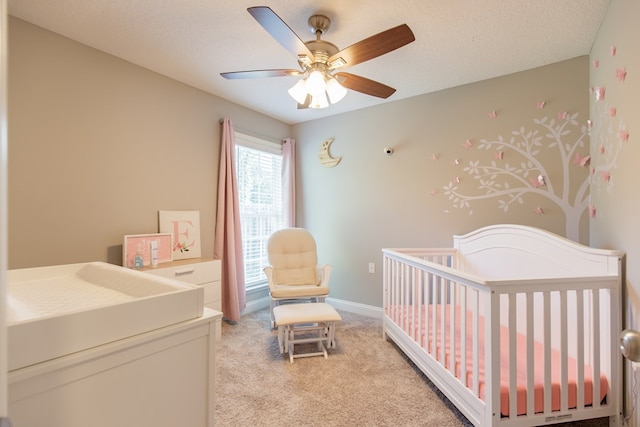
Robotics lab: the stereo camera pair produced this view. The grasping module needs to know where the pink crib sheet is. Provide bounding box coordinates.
[389,304,607,417]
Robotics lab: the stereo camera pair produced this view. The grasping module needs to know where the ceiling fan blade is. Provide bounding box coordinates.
[335,72,396,99]
[328,24,415,69]
[248,6,315,63]
[220,69,301,79]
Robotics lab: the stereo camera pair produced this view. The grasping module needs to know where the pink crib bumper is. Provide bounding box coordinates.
[388,304,607,417]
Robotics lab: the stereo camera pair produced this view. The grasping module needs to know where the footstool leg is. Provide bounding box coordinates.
[277,325,285,354]
[328,322,336,348]
[288,328,295,363]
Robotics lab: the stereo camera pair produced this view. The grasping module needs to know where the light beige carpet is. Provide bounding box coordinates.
[214,308,609,427]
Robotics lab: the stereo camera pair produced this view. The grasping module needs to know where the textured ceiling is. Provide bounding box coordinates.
[9,0,611,125]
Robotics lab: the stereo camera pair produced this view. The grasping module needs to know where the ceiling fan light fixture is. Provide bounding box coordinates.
[309,93,329,109]
[326,77,347,104]
[224,8,416,112]
[305,70,326,96]
[288,79,308,104]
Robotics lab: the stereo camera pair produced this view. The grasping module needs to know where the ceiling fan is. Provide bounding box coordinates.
[220,6,415,109]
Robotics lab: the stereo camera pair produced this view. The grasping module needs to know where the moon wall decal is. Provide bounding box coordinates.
[318,138,342,167]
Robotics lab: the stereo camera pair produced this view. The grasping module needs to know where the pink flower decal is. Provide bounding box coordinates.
[609,107,617,117]
[534,206,544,215]
[601,171,611,182]
[529,175,546,188]
[593,60,599,69]
[494,151,504,160]
[558,111,568,120]
[463,139,473,149]
[572,152,590,167]
[536,100,546,109]
[616,68,627,82]
[589,205,596,218]
[618,130,629,142]
[610,45,617,56]
[488,110,497,119]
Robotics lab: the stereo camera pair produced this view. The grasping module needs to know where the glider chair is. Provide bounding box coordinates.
[264,228,331,328]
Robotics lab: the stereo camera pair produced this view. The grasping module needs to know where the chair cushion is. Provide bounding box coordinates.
[273,303,341,325]
[270,284,329,298]
[268,228,318,286]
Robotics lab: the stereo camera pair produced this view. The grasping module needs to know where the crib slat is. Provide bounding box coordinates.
[460,287,467,387]
[417,269,423,348]
[526,292,535,416]
[592,290,601,408]
[508,293,517,419]
[402,264,408,333]
[390,260,397,323]
[411,266,417,342]
[472,292,479,396]
[543,291,552,414]
[424,272,431,352]
[576,289,585,409]
[439,275,445,365]
[431,275,437,356]
[449,280,456,376]
[488,291,501,425]
[560,290,568,412]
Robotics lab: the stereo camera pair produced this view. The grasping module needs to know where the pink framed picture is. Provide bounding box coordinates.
[158,210,202,260]
[123,233,173,268]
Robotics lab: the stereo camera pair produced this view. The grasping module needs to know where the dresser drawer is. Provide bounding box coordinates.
[145,259,220,286]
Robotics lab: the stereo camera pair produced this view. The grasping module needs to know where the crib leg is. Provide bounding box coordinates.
[608,413,620,426]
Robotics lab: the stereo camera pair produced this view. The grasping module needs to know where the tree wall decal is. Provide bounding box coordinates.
[442,112,591,241]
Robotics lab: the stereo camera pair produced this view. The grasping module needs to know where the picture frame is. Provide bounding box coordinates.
[158,210,202,260]
[123,233,173,268]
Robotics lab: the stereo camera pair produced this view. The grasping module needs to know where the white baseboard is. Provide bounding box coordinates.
[326,297,383,318]
[243,296,270,315]
[242,295,383,319]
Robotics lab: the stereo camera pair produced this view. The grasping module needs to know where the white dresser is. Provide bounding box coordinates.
[143,258,222,340]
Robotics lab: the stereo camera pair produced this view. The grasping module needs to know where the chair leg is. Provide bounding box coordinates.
[270,298,276,329]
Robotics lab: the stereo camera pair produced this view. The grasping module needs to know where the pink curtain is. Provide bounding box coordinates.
[282,138,296,227]
[214,117,245,321]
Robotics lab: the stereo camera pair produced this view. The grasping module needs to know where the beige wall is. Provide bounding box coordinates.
[590,0,640,318]
[293,57,590,307]
[9,14,591,302]
[8,17,290,269]
[589,0,640,422]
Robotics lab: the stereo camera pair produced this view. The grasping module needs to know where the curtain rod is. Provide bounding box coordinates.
[218,118,285,144]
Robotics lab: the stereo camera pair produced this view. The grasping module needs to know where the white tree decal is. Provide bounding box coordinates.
[443,113,590,241]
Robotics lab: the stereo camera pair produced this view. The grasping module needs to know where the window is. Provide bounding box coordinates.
[234,132,284,289]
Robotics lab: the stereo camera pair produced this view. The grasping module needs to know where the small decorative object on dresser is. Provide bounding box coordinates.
[122,233,172,268]
[143,258,222,340]
[158,210,202,260]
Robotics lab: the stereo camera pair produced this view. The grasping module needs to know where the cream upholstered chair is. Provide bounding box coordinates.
[263,228,331,327]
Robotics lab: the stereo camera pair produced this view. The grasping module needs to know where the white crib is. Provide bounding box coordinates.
[382,224,623,427]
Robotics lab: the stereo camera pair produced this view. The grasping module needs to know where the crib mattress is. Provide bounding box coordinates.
[388,305,607,417]
[7,261,204,371]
